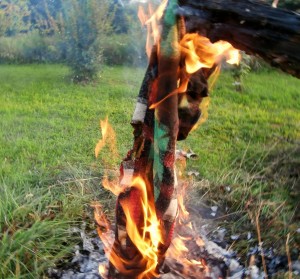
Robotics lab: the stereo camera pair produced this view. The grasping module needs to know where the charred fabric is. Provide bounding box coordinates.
[96,1,300,278]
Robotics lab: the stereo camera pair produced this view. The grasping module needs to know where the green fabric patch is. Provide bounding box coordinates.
[153,117,169,200]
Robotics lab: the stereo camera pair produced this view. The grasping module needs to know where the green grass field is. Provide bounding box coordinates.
[0,64,299,278]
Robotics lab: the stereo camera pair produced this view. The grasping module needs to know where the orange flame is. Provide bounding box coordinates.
[102,172,127,196]
[97,176,163,279]
[149,34,240,110]
[180,33,240,74]
[119,177,162,278]
[95,117,118,159]
[177,181,189,221]
[95,4,242,278]
[138,0,168,58]
[95,118,124,196]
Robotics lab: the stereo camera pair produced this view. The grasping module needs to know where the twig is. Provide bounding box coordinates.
[255,202,268,278]
[286,233,292,279]
[213,210,247,220]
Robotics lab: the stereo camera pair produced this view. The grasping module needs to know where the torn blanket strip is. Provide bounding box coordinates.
[107,55,210,279]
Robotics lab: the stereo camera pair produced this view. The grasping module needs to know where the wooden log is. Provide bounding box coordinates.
[177,0,300,78]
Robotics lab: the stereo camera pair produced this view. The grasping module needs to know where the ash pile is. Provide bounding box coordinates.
[47,203,300,279]
[47,224,103,279]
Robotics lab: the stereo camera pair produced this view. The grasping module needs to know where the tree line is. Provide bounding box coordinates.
[0,0,146,82]
[0,0,299,82]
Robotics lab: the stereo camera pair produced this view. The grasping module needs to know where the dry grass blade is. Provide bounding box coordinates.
[286,233,292,279]
[255,202,268,278]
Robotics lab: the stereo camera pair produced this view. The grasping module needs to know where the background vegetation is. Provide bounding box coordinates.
[0,0,147,80]
[0,0,299,278]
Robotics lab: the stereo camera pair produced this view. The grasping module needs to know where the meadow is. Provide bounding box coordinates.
[0,64,299,278]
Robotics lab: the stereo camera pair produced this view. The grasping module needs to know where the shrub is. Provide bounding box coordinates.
[61,0,113,83]
[102,34,147,67]
[0,31,65,64]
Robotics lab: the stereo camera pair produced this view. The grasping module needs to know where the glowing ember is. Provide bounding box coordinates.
[98,264,107,278]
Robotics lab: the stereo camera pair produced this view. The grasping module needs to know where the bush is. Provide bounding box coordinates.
[62,0,112,83]
[0,31,65,64]
[102,34,147,67]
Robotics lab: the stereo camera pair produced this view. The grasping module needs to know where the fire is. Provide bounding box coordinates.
[180,33,240,74]
[102,171,127,196]
[119,177,163,279]
[138,1,240,132]
[94,117,163,277]
[95,176,163,279]
[148,33,240,109]
[95,116,118,159]
[98,263,108,278]
[177,181,189,220]
[95,118,124,195]
[94,1,243,278]
[138,0,168,57]
[92,202,114,251]
[94,116,209,277]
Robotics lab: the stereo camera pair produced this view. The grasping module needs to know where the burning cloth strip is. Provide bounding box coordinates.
[105,2,213,278]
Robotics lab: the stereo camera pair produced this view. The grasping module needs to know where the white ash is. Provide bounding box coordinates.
[47,205,300,279]
[47,224,104,279]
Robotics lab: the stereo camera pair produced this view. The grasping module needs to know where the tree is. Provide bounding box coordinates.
[0,0,30,36]
[27,0,63,34]
[62,0,113,82]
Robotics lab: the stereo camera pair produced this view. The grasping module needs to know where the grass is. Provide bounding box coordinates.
[182,69,300,258]
[0,64,299,278]
[0,64,142,278]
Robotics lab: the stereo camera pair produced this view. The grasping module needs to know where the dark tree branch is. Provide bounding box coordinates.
[177,0,300,78]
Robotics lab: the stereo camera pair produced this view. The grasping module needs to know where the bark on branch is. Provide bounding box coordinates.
[177,0,300,78]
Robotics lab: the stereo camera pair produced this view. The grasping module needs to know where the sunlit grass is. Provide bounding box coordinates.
[181,69,300,258]
[0,64,299,277]
[0,64,143,278]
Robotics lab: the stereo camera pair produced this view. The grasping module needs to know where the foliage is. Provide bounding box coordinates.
[0,31,65,63]
[0,0,147,72]
[61,0,113,82]
[27,0,63,34]
[102,33,147,67]
[0,0,30,36]
[230,52,251,92]
[102,1,147,66]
